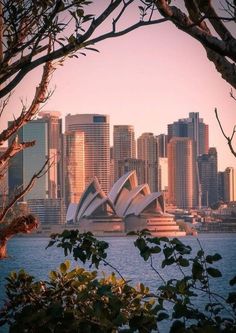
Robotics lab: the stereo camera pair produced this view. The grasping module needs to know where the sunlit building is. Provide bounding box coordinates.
[118,158,145,185]
[65,114,110,193]
[168,112,209,156]
[64,131,85,207]
[168,137,198,209]
[158,157,168,192]
[224,167,236,202]
[113,125,136,180]
[137,133,158,192]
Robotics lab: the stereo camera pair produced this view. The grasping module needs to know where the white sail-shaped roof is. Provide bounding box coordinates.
[116,183,151,217]
[108,170,138,205]
[125,192,164,216]
[76,177,107,221]
[66,203,78,223]
[82,197,116,217]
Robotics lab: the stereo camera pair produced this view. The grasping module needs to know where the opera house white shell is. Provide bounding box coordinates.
[66,171,185,237]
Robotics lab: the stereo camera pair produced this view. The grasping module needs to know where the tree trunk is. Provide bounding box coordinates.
[0,214,39,259]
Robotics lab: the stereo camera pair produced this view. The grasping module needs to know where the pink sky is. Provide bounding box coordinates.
[1,4,235,171]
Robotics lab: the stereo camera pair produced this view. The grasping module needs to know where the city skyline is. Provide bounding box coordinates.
[1,4,235,172]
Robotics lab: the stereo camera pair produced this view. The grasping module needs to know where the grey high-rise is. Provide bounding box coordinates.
[198,147,218,207]
[168,112,209,156]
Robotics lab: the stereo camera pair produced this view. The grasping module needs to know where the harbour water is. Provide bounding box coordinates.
[0,233,236,331]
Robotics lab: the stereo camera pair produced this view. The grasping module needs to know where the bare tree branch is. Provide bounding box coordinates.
[0,159,50,223]
[215,108,236,158]
[0,60,54,145]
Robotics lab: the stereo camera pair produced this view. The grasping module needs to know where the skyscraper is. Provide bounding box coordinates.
[65,114,110,193]
[157,134,168,158]
[118,158,145,185]
[8,112,63,200]
[224,167,236,202]
[39,111,63,198]
[137,133,158,192]
[64,131,85,207]
[8,119,49,200]
[168,137,198,209]
[158,157,168,192]
[168,112,209,156]
[113,125,136,181]
[198,147,218,207]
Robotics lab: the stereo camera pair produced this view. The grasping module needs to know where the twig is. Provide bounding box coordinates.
[215,108,236,158]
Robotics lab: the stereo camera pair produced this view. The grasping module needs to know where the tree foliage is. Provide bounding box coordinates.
[1,232,235,332]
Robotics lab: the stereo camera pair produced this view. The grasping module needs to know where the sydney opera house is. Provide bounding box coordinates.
[66,171,185,237]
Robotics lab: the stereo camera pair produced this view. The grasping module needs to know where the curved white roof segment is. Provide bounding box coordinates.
[82,197,116,217]
[108,170,138,205]
[75,177,106,221]
[66,203,78,223]
[116,183,151,217]
[125,192,164,216]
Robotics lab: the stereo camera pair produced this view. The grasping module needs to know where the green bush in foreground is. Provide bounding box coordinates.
[0,230,236,332]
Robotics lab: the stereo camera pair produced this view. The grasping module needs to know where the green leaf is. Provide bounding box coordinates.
[229,276,236,286]
[157,312,169,321]
[179,258,189,267]
[206,267,222,278]
[60,263,68,274]
[49,271,58,280]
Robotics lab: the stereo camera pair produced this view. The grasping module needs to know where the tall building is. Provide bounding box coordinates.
[198,147,218,207]
[113,125,136,180]
[168,112,209,156]
[39,111,63,198]
[157,134,168,158]
[158,157,168,192]
[64,131,85,207]
[8,119,49,200]
[168,137,198,209]
[137,133,158,192]
[224,167,236,202]
[218,171,225,201]
[118,158,145,185]
[65,114,110,193]
[8,113,63,200]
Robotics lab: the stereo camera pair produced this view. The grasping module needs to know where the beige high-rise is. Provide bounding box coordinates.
[224,167,236,202]
[66,114,110,193]
[168,137,198,209]
[137,133,158,192]
[64,131,84,207]
[113,125,136,181]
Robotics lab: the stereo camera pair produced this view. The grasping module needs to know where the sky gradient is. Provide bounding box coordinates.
[1,3,235,171]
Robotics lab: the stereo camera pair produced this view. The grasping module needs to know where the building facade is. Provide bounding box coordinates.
[8,120,49,200]
[168,112,209,156]
[224,167,236,202]
[168,137,198,209]
[137,133,158,192]
[65,114,110,193]
[64,131,85,207]
[118,158,145,185]
[113,125,136,181]
[198,147,218,207]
